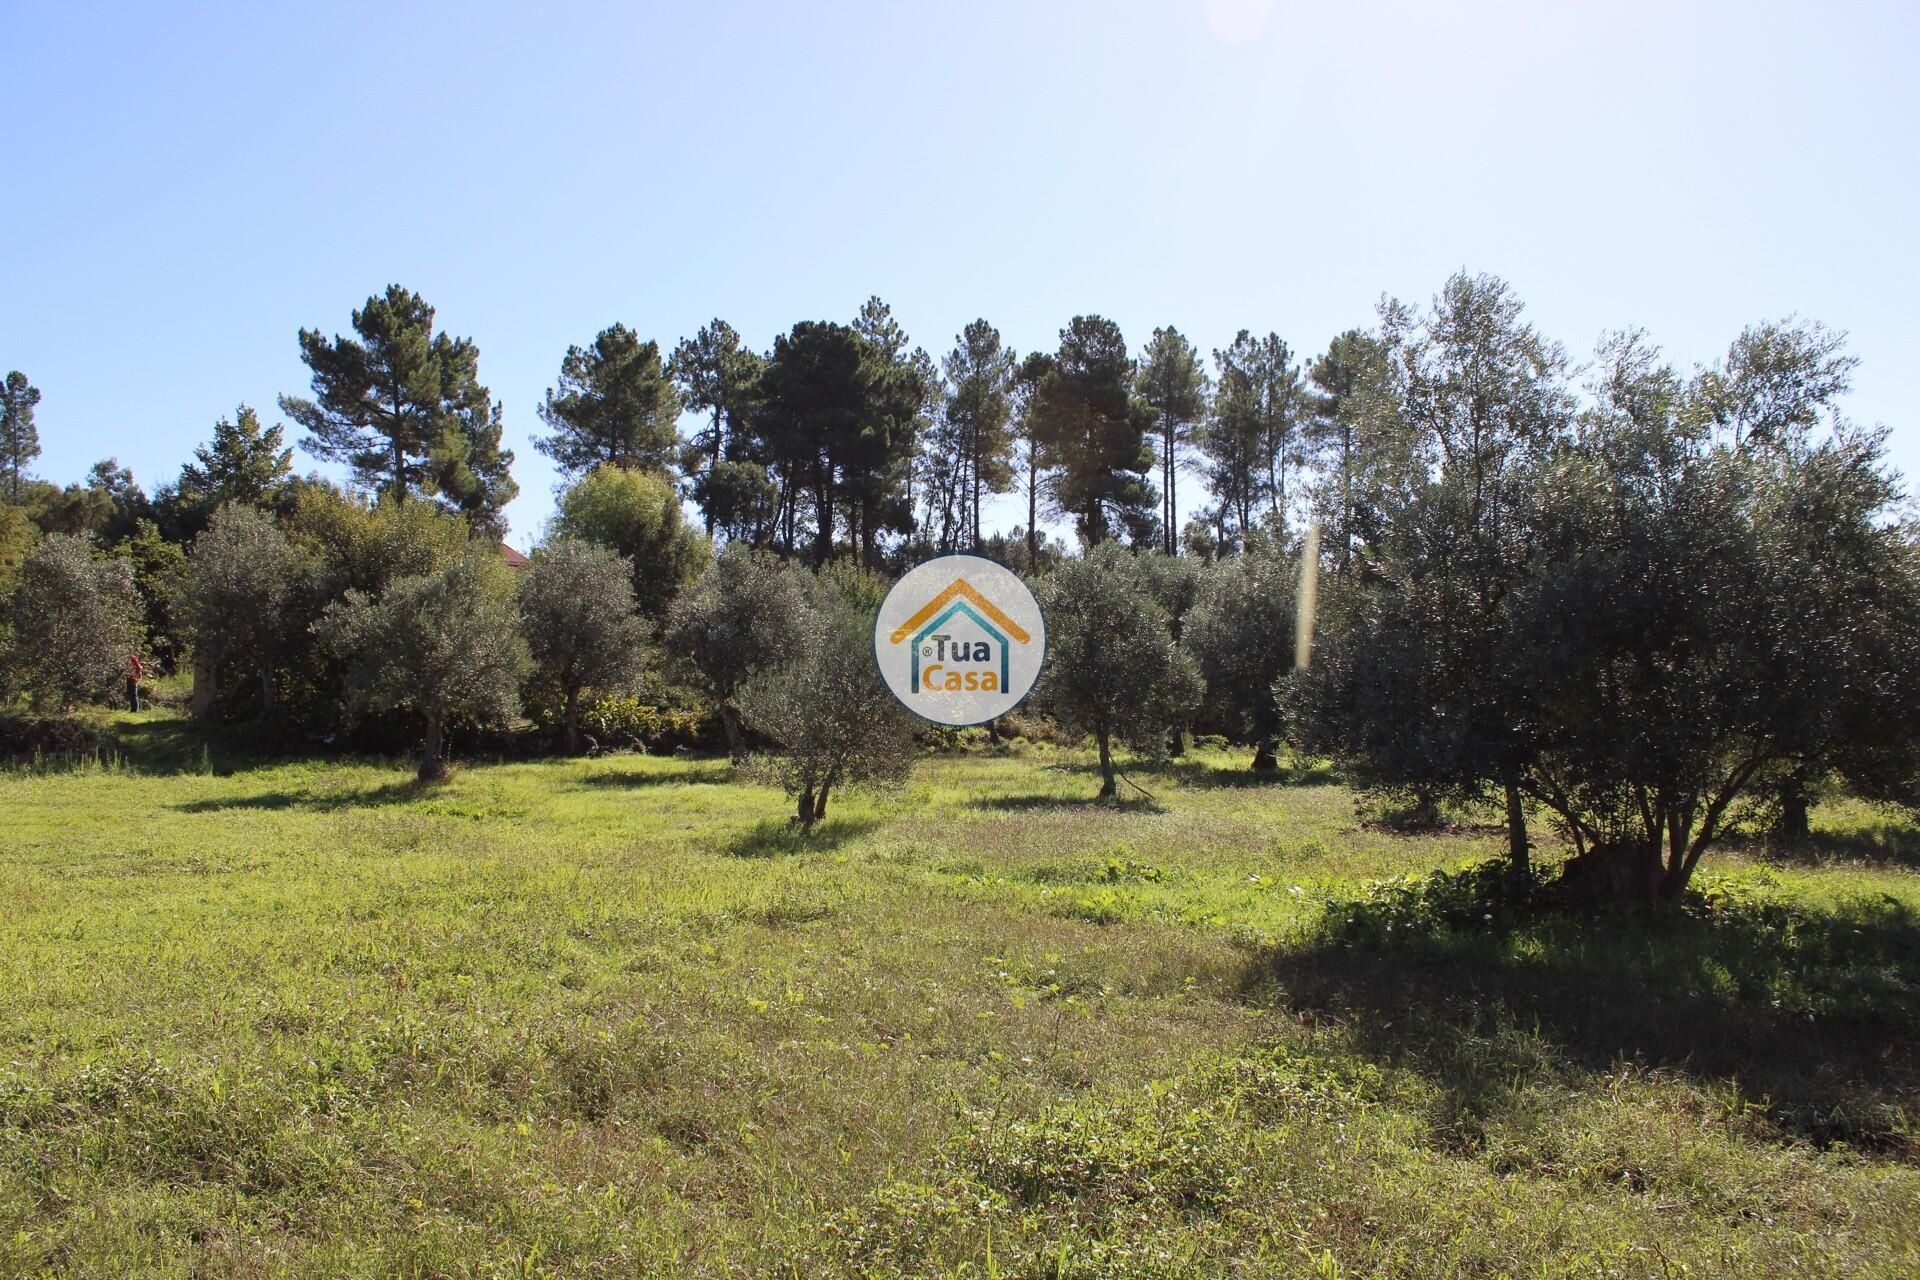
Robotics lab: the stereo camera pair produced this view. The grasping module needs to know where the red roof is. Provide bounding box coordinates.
[499,544,531,568]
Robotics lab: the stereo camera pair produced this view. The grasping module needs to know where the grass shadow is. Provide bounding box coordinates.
[970,793,1168,815]
[717,816,884,859]
[174,780,427,813]
[1163,757,1338,789]
[1247,874,1920,1155]
[574,761,736,790]
[1747,820,1920,871]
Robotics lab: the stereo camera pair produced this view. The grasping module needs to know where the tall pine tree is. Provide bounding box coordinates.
[2,371,42,503]
[280,285,517,535]
[537,324,682,477]
[1135,327,1208,556]
[1029,316,1156,547]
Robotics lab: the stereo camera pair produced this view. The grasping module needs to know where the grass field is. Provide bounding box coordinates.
[2,716,1917,1277]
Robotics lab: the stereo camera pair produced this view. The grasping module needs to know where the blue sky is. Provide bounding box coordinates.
[4,0,1916,545]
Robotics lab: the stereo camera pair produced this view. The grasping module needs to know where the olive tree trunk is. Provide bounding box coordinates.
[419,715,449,783]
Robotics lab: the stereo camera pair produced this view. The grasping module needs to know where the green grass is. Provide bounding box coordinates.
[1,719,1916,1277]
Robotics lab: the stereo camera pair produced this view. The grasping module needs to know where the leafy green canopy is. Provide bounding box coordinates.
[663,544,813,759]
[1135,326,1208,557]
[736,579,917,828]
[549,464,709,619]
[178,406,294,515]
[179,504,314,719]
[3,532,143,712]
[1287,286,1920,901]
[1033,544,1203,797]
[518,538,649,752]
[321,547,529,778]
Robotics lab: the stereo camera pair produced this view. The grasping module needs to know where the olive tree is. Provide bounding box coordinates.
[1283,274,1571,875]
[517,538,649,753]
[322,547,528,781]
[3,533,143,712]
[1291,321,1920,904]
[736,583,916,829]
[178,503,314,720]
[663,545,812,759]
[1185,548,1297,769]
[1032,544,1203,798]
[1502,368,1920,902]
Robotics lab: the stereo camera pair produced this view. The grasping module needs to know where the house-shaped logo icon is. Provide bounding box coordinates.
[873,555,1046,727]
[888,578,1033,693]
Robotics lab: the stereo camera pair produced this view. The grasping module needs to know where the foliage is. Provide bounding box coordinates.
[920,319,1017,552]
[320,547,528,779]
[1027,315,1157,547]
[279,284,517,534]
[1032,544,1203,796]
[548,463,709,619]
[672,319,766,538]
[736,582,917,828]
[1286,272,1573,879]
[757,315,924,566]
[569,693,712,754]
[662,544,813,757]
[1508,388,1920,901]
[113,518,190,674]
[1136,326,1209,557]
[1184,547,1297,764]
[2,532,143,712]
[1,370,42,502]
[176,405,294,519]
[517,538,649,752]
[178,504,314,719]
[0,503,37,592]
[1304,328,1391,571]
[1198,329,1305,550]
[536,323,682,477]
[281,480,470,598]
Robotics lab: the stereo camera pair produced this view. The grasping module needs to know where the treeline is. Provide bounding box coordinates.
[3,271,1918,906]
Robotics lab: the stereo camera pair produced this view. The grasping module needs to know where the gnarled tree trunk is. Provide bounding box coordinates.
[1554,842,1662,908]
[419,715,449,783]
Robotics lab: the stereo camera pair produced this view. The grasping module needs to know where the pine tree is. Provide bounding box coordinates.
[1136,328,1209,555]
[537,324,682,477]
[1,371,43,503]
[280,285,517,534]
[1028,316,1156,547]
[179,406,294,511]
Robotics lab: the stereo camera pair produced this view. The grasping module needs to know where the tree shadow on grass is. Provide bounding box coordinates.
[1163,757,1338,789]
[573,761,737,790]
[1742,820,1920,871]
[174,780,427,813]
[717,817,884,859]
[1246,875,1920,1156]
[1033,755,1336,792]
[969,793,1168,816]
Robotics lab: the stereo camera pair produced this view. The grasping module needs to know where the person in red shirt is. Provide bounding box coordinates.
[125,652,144,712]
